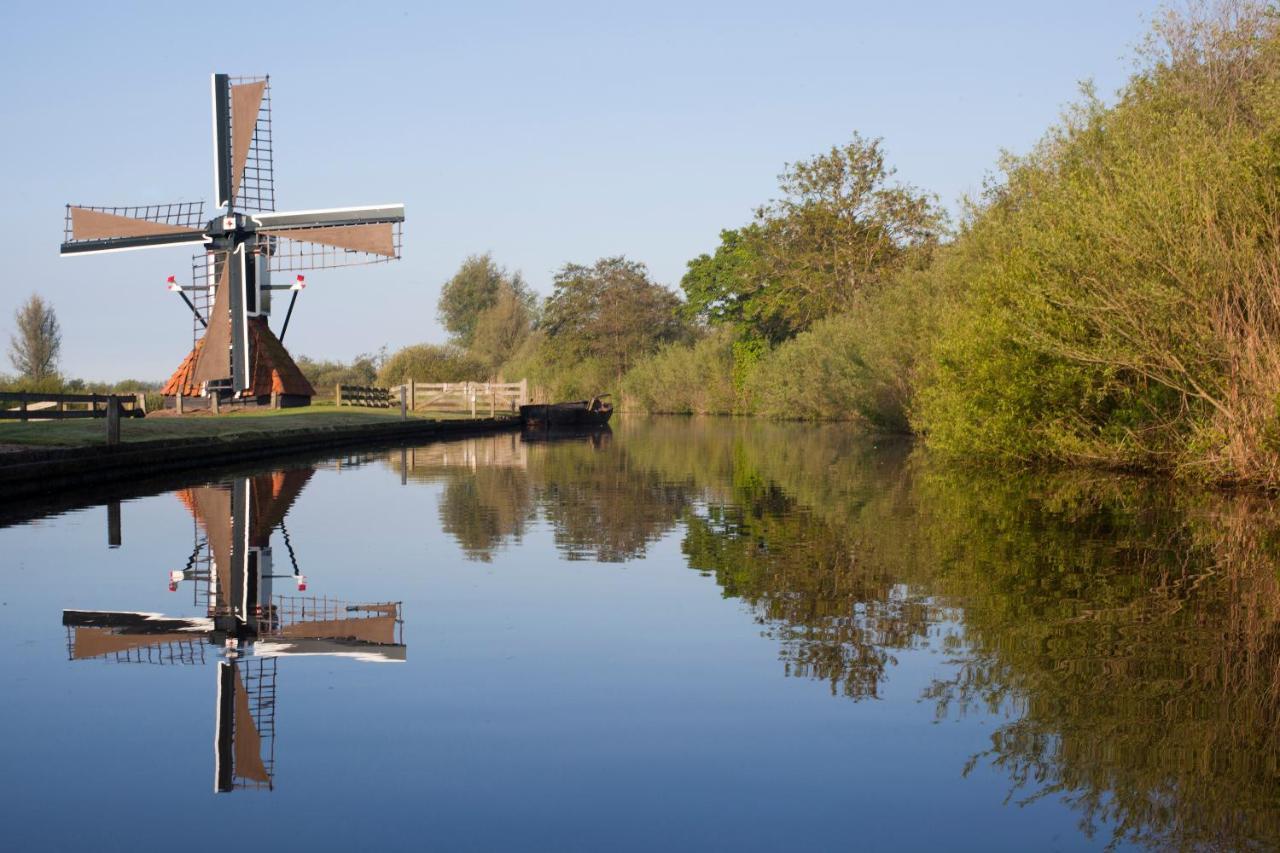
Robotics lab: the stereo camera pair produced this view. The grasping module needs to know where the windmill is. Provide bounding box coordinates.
[59,74,405,408]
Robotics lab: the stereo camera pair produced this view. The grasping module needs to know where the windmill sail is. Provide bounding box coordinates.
[213,74,274,213]
[191,256,233,386]
[61,203,207,255]
[254,205,404,270]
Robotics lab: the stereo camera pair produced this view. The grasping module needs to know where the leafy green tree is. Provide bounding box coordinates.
[8,293,61,382]
[542,256,687,382]
[437,253,533,347]
[680,226,768,329]
[682,135,944,343]
[470,283,534,378]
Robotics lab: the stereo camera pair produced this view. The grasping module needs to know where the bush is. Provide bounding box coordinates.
[377,343,487,386]
[502,332,613,402]
[621,328,739,414]
[742,260,945,429]
[915,2,1280,483]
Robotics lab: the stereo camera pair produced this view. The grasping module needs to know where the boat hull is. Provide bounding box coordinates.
[520,400,613,429]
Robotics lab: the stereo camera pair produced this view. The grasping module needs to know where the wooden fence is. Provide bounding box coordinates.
[0,391,146,421]
[0,391,147,446]
[336,380,528,416]
[334,385,396,408]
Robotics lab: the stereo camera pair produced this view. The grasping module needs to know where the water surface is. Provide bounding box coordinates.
[2,417,1277,851]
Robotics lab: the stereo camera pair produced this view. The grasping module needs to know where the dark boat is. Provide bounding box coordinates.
[520,395,613,429]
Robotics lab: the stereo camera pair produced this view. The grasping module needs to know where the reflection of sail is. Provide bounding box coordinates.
[64,611,213,663]
[215,658,276,792]
[187,485,234,610]
[73,627,201,659]
[259,598,405,661]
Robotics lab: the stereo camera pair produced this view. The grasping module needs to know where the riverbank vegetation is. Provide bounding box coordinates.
[456,2,1280,486]
[13,3,1270,485]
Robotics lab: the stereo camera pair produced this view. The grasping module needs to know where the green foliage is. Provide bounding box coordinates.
[377,343,487,386]
[680,226,767,329]
[680,136,946,343]
[746,261,947,429]
[437,253,533,348]
[470,283,534,377]
[620,327,739,414]
[914,1,1280,483]
[542,256,687,383]
[503,330,614,401]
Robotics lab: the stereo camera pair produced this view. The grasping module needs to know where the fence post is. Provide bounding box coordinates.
[177,393,184,415]
[105,396,121,446]
[19,392,28,422]
[469,382,477,418]
[211,392,220,415]
[490,386,496,418]
[400,385,407,420]
[408,379,416,412]
[107,500,122,548]
[135,392,146,415]
[519,378,528,406]
[335,384,343,406]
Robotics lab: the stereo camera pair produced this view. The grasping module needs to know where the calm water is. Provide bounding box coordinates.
[2,417,1278,851]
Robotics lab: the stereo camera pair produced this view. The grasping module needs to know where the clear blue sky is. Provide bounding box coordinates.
[1,0,1165,381]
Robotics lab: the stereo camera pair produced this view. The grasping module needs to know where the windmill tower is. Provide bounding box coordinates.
[59,74,405,409]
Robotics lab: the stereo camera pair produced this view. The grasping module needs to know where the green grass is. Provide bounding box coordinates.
[0,406,511,448]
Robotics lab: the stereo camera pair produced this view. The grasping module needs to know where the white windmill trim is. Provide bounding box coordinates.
[59,237,212,257]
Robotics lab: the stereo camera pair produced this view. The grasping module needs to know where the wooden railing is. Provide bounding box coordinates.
[0,391,146,421]
[336,380,528,416]
[406,380,528,415]
[0,391,147,446]
[334,385,395,408]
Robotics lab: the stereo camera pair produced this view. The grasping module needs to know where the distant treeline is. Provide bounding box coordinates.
[316,2,1280,486]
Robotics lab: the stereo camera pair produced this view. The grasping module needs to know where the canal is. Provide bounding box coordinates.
[1,416,1276,851]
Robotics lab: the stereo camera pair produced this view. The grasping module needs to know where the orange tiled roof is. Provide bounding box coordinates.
[161,318,315,399]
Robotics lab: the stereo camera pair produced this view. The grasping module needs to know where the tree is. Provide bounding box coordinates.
[437,253,533,347]
[470,283,534,377]
[8,294,61,382]
[680,225,768,329]
[542,257,686,381]
[681,134,945,342]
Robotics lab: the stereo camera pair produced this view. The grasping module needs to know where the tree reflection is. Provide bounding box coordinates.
[920,471,1280,850]
[394,418,1280,848]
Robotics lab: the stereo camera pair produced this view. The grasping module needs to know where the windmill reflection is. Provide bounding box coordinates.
[62,468,404,793]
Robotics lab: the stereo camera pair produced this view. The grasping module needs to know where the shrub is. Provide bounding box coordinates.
[621,328,739,414]
[295,353,380,389]
[377,343,487,386]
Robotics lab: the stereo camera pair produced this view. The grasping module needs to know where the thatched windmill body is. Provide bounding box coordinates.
[59,74,405,408]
